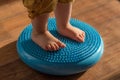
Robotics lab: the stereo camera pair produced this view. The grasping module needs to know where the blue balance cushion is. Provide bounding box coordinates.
[17,18,104,75]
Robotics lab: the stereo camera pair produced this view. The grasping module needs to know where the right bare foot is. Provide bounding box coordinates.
[31,31,66,51]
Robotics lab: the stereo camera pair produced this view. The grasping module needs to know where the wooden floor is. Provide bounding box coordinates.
[0,0,120,80]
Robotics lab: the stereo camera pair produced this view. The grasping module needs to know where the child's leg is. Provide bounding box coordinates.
[23,0,65,51]
[55,0,85,42]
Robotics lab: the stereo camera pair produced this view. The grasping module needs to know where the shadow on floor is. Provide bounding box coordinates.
[0,41,85,80]
[25,70,86,80]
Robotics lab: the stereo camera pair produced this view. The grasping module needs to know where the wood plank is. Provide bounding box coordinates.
[0,0,120,80]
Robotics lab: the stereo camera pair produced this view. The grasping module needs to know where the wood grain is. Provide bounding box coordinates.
[0,0,120,80]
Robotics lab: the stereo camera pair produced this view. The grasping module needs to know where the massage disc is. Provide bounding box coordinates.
[17,18,104,75]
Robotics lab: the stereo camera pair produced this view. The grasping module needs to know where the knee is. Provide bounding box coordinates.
[23,0,57,19]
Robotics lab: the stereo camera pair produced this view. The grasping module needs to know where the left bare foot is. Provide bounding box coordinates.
[57,23,85,42]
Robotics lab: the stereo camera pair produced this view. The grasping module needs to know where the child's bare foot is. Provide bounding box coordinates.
[57,23,85,42]
[31,31,66,51]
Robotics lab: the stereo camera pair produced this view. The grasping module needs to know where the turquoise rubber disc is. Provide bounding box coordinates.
[17,18,104,75]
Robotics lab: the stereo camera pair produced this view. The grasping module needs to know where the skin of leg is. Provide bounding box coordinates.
[31,13,65,51]
[54,2,85,42]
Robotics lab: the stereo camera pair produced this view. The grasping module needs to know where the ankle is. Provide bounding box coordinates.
[32,29,48,35]
[57,23,71,30]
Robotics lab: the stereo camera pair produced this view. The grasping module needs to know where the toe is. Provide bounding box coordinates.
[79,34,84,42]
[50,43,56,51]
[82,32,85,41]
[76,35,83,42]
[54,43,59,50]
[82,32,85,37]
[79,34,83,38]
[47,44,52,51]
[52,43,59,51]
[56,41,66,48]
[81,36,85,42]
[45,46,49,51]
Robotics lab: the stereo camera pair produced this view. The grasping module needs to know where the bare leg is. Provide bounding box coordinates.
[55,2,85,42]
[31,13,65,51]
